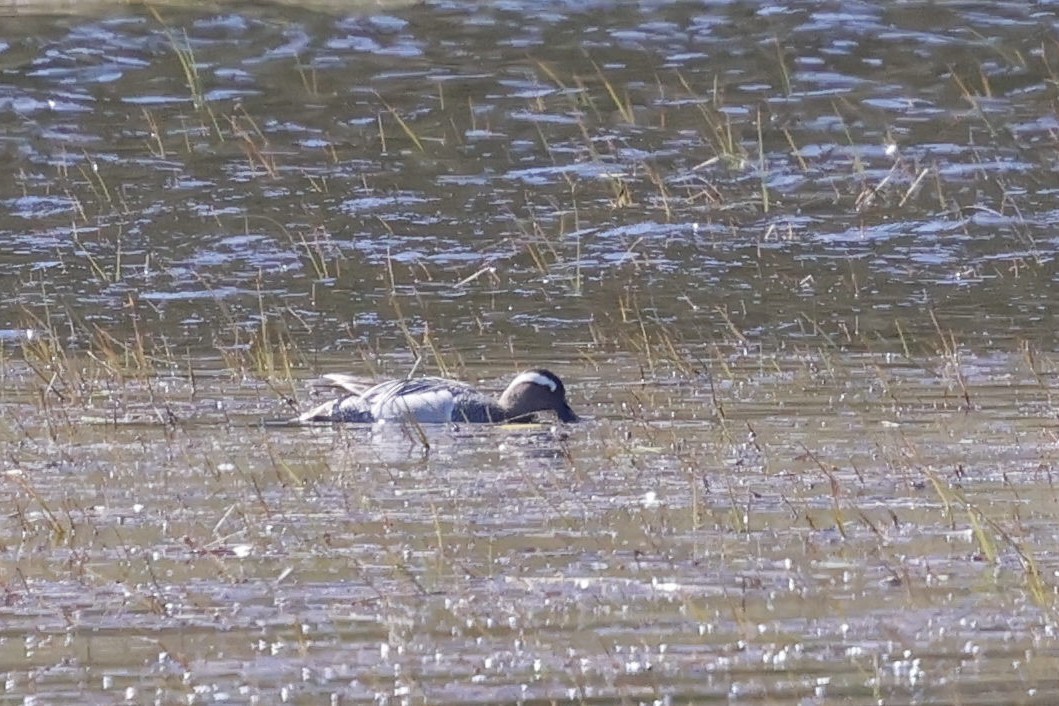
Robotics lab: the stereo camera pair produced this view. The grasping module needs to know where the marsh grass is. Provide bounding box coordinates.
[6,470,68,541]
[11,279,318,429]
[676,71,747,169]
[229,107,278,178]
[375,91,426,153]
[591,60,636,125]
[19,308,107,406]
[76,152,114,206]
[502,203,589,295]
[71,223,124,284]
[147,5,223,141]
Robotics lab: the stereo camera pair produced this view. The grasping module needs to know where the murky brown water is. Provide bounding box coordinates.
[3,1,1059,703]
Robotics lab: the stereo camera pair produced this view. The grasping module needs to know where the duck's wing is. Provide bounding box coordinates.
[295,397,367,423]
[364,377,477,423]
[361,376,473,398]
[298,376,482,424]
[315,373,374,396]
[297,374,388,423]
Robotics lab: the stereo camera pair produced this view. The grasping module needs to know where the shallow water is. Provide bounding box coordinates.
[3,1,1059,704]
[5,351,1059,703]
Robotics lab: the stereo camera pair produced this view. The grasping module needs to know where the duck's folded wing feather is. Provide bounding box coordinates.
[365,377,475,422]
[360,377,472,401]
[315,373,374,396]
[297,394,378,422]
[299,376,481,423]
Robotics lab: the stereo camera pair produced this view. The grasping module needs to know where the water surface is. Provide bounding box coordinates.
[2,1,1059,703]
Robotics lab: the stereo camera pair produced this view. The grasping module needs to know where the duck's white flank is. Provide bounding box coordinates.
[374,388,457,423]
[509,371,556,391]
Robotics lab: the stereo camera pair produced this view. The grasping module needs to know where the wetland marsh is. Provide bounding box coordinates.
[3,1,1059,703]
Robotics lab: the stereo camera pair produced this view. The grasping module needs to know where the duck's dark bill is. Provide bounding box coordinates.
[557,403,579,423]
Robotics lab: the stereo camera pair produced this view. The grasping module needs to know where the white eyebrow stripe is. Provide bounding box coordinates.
[509,371,557,391]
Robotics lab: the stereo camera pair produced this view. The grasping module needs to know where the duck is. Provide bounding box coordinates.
[297,368,579,424]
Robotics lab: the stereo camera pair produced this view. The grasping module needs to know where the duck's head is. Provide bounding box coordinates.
[499,369,579,423]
